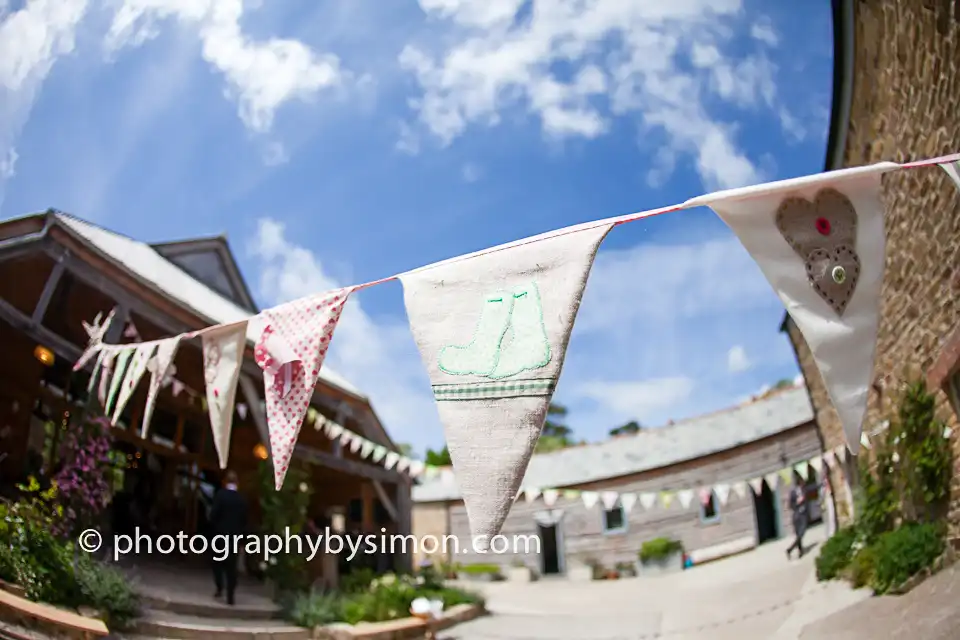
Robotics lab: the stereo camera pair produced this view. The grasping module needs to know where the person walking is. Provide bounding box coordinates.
[210,470,248,605]
[786,473,809,560]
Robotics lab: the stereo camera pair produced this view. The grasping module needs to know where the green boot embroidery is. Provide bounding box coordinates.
[488,283,551,379]
[438,292,513,376]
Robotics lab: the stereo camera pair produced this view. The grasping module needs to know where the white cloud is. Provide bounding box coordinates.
[248,218,439,453]
[461,162,482,182]
[727,344,750,373]
[396,121,420,155]
[750,19,779,47]
[576,377,695,420]
[0,147,17,179]
[0,0,90,200]
[105,0,343,133]
[262,141,289,167]
[398,1,796,190]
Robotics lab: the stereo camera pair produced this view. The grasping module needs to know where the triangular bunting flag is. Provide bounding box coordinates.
[749,477,765,495]
[384,451,400,470]
[142,337,181,438]
[809,456,823,474]
[563,490,580,501]
[823,450,836,468]
[794,461,808,479]
[732,481,748,500]
[349,436,363,453]
[620,493,637,513]
[105,348,133,418]
[171,379,185,397]
[860,431,872,449]
[98,349,118,407]
[542,489,559,506]
[329,424,345,440]
[938,158,960,192]
[600,491,619,510]
[660,491,674,509]
[360,440,375,459]
[372,445,388,463]
[123,320,140,339]
[396,457,411,473]
[409,460,425,477]
[778,468,793,484]
[254,288,352,490]
[677,489,694,509]
[113,342,156,424]
[86,350,106,396]
[74,308,116,372]
[202,322,248,470]
[765,472,781,490]
[639,492,657,510]
[714,483,731,506]
[399,222,613,541]
[689,164,892,454]
[524,487,541,503]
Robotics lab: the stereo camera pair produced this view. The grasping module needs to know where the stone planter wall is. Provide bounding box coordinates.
[567,565,593,582]
[507,567,534,583]
[638,552,683,577]
[316,602,485,639]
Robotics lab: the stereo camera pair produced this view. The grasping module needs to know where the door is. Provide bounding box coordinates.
[538,523,565,575]
[754,480,779,544]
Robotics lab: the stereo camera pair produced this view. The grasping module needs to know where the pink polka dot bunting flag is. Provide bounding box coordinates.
[255,287,354,490]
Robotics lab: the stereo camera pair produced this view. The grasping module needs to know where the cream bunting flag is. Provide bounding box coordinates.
[349,437,363,453]
[620,493,637,513]
[74,308,116,372]
[524,487,541,503]
[384,451,400,470]
[601,491,619,510]
[397,457,411,473]
[399,222,613,542]
[860,431,872,450]
[688,162,895,454]
[732,481,748,500]
[360,440,375,459]
[809,456,824,474]
[372,444,388,463]
[202,321,248,470]
[581,491,600,509]
[677,489,694,509]
[113,342,156,424]
[97,349,118,407]
[254,289,353,490]
[105,348,133,418]
[823,450,836,468]
[749,477,765,495]
[142,337,181,437]
[542,489,559,507]
[639,492,657,510]
[714,483,731,506]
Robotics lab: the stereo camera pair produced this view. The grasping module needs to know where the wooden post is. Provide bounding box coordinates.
[361,482,375,533]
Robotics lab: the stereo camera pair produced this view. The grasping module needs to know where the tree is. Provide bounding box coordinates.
[773,378,794,390]
[424,446,452,466]
[609,420,642,437]
[395,443,415,458]
[537,403,575,452]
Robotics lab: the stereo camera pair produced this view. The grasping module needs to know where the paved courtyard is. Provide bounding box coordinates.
[443,525,876,639]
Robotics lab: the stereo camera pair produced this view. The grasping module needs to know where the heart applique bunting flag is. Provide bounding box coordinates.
[202,321,248,470]
[113,342,157,424]
[399,222,613,543]
[254,288,353,490]
[142,337,181,438]
[686,162,896,454]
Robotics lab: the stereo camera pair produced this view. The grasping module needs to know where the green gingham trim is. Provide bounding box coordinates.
[433,378,557,401]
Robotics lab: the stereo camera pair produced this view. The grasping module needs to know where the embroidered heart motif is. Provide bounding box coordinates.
[775,187,861,316]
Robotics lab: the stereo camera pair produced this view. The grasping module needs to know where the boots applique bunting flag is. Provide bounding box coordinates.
[254,288,353,490]
[74,308,116,372]
[686,162,897,454]
[142,337,182,438]
[399,222,613,543]
[112,342,157,424]
[202,321,249,470]
[105,348,133,419]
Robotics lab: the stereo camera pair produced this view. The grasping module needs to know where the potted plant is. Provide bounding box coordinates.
[616,561,637,578]
[568,555,595,582]
[507,559,534,583]
[603,566,620,580]
[638,537,684,576]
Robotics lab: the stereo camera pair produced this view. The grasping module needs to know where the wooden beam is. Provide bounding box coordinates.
[0,233,49,263]
[32,256,67,324]
[294,444,404,484]
[0,297,83,361]
[372,480,399,523]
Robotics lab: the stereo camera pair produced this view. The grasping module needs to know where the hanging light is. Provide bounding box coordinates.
[253,443,269,460]
[34,345,55,367]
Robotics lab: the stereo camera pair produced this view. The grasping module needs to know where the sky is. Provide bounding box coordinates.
[0,0,834,457]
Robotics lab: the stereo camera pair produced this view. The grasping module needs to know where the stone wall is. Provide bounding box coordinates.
[787,0,960,542]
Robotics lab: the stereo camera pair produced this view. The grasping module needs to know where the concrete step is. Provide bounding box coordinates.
[132,610,310,640]
[139,592,281,621]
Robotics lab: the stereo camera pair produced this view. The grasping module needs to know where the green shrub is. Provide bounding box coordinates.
[868,522,944,594]
[815,526,858,581]
[639,537,683,564]
[457,563,502,576]
[340,567,377,594]
[854,448,898,544]
[284,591,341,629]
[74,557,141,629]
[336,573,483,625]
[847,547,875,589]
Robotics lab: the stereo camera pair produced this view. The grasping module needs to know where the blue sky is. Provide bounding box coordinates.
[0,0,834,456]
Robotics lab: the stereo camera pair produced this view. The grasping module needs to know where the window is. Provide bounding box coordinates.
[602,504,627,534]
[700,491,720,524]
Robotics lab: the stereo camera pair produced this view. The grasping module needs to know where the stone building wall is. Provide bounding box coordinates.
[787,0,960,543]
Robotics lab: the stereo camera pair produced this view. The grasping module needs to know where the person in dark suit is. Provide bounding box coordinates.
[786,473,809,560]
[210,470,248,605]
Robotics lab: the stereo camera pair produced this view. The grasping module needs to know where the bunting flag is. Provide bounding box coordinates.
[731,481,748,500]
[524,487,541,503]
[601,491,619,510]
[542,489,559,507]
[748,477,765,495]
[620,493,637,513]
[639,492,657,511]
[765,472,781,490]
[677,489,694,509]
[255,289,353,489]
[384,452,400,470]
[372,444,388,463]
[581,491,600,509]
[689,164,893,455]
[808,456,824,474]
[659,491,674,509]
[105,348,133,418]
[123,320,140,340]
[400,223,613,542]
[939,158,960,192]
[714,483,731,506]
[237,402,248,420]
[142,337,181,438]
[97,349,118,407]
[87,350,106,396]
[202,322,248,470]
[74,308,116,372]
[112,342,156,424]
